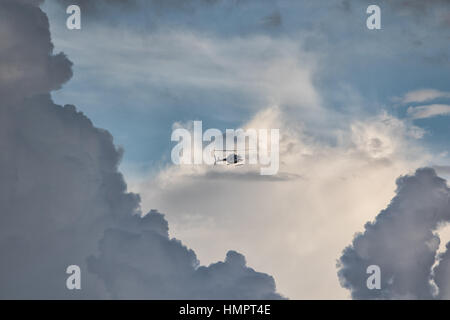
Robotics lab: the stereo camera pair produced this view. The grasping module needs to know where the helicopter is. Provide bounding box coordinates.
[213,148,253,166]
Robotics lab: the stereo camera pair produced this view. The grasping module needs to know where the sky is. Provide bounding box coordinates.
[1,0,450,299]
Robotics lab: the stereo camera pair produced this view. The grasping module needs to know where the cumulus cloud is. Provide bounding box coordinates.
[33,0,450,300]
[337,168,450,299]
[132,105,430,299]
[88,210,282,299]
[0,0,282,299]
[41,0,448,300]
[0,0,72,103]
[434,242,450,299]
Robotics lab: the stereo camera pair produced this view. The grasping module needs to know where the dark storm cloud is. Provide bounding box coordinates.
[0,0,282,299]
[0,0,72,103]
[88,210,283,299]
[337,168,450,299]
[434,242,450,299]
[433,165,450,176]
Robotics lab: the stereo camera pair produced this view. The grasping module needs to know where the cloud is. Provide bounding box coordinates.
[407,104,450,119]
[0,0,72,103]
[0,0,282,299]
[434,242,450,299]
[49,27,320,114]
[88,210,283,299]
[337,168,450,299]
[55,0,282,34]
[337,0,450,67]
[433,165,450,176]
[350,112,425,157]
[399,89,450,104]
[42,0,449,299]
[132,105,430,299]
[36,0,450,300]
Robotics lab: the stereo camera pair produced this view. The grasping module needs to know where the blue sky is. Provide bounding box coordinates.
[43,0,450,177]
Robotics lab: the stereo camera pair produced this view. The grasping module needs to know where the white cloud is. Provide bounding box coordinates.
[400,89,450,104]
[48,25,321,116]
[407,104,450,119]
[131,106,430,299]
